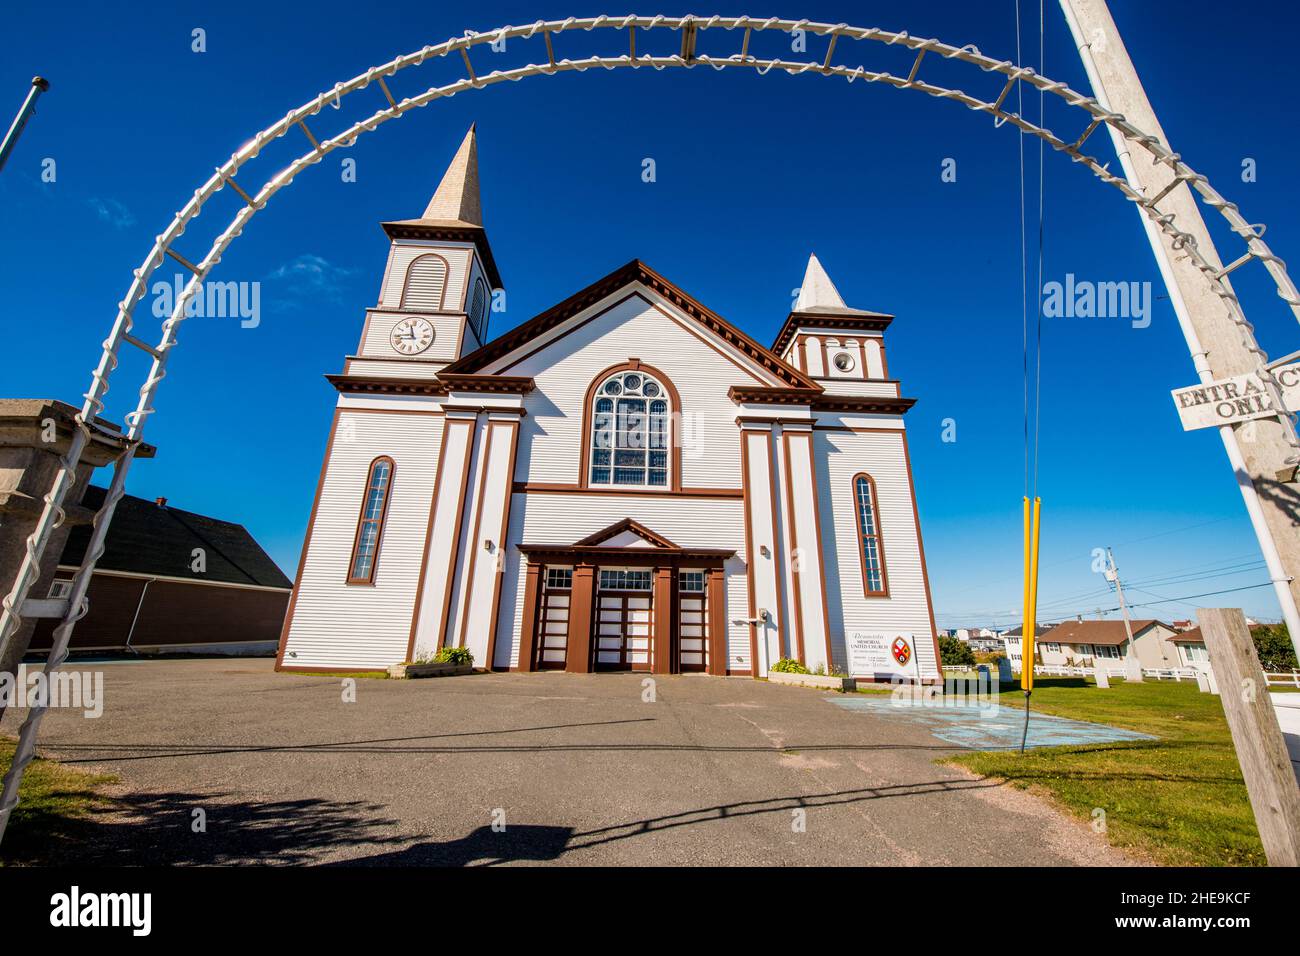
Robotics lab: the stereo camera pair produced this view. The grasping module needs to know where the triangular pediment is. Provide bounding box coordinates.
[441,260,816,389]
[572,519,679,550]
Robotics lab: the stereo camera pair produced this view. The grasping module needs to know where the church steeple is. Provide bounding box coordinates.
[357,125,502,370]
[420,124,482,227]
[771,253,895,381]
[793,253,850,313]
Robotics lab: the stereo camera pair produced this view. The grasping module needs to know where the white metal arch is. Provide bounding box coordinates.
[2,13,1299,838]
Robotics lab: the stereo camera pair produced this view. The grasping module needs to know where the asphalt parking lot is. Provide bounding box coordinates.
[5,659,1133,866]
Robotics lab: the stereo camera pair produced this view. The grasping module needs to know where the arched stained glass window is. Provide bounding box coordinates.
[853,473,888,596]
[589,370,671,487]
[348,457,394,584]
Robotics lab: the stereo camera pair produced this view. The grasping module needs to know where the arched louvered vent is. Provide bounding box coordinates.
[469,277,487,339]
[401,254,448,310]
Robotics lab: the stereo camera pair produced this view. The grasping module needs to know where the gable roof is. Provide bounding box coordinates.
[59,486,291,589]
[442,259,817,389]
[572,518,679,550]
[1004,624,1054,638]
[1039,619,1168,647]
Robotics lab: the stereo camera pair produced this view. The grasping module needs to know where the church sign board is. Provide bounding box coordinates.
[847,631,919,681]
[1170,362,1300,431]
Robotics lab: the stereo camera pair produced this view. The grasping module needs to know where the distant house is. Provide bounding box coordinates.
[1167,627,1212,670]
[1002,624,1054,664]
[1035,619,1179,668]
[29,486,291,656]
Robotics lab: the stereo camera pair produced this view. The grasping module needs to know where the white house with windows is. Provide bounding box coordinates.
[275,127,941,681]
[1035,619,1179,668]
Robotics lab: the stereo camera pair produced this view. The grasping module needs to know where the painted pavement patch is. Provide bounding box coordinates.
[827,695,1157,750]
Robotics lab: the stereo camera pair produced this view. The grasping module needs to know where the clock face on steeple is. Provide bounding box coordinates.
[390,317,434,355]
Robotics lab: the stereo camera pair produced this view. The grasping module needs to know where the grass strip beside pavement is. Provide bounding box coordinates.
[0,735,117,865]
[943,678,1267,866]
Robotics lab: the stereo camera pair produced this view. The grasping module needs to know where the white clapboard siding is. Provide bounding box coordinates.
[815,379,902,398]
[496,289,776,490]
[493,492,750,671]
[359,310,471,364]
[380,243,471,310]
[281,409,443,669]
[346,358,444,379]
[814,425,939,679]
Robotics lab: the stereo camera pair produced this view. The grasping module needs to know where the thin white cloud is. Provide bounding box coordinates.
[87,197,136,229]
[265,254,357,307]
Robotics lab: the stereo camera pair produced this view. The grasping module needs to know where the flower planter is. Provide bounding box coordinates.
[387,662,476,679]
[766,671,856,692]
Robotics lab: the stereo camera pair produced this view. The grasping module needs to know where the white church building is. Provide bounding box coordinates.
[276,127,942,682]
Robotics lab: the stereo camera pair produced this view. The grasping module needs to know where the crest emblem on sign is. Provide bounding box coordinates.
[891,637,911,666]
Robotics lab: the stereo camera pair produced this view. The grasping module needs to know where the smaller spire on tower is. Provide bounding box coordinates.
[421,124,482,226]
[794,253,849,313]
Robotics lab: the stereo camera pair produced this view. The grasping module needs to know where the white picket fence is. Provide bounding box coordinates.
[945,664,1300,686]
[1265,670,1300,689]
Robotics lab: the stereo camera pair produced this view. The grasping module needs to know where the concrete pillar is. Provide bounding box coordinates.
[0,400,149,723]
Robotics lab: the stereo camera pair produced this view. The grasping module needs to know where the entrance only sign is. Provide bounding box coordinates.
[1170,362,1300,431]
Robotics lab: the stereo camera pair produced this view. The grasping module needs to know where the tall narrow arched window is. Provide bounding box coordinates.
[586,367,675,489]
[401,254,448,310]
[853,473,888,596]
[348,457,395,584]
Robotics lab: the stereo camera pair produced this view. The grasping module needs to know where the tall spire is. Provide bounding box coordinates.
[421,124,481,226]
[794,253,850,312]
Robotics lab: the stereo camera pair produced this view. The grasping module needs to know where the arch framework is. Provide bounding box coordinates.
[2,13,1298,840]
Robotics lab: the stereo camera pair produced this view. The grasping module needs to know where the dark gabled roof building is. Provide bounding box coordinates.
[29,487,290,656]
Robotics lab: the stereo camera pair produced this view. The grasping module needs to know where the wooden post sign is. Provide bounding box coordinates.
[1171,362,1300,431]
[1197,608,1300,866]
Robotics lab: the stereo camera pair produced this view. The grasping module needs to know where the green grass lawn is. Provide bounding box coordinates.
[0,736,117,866]
[945,678,1267,866]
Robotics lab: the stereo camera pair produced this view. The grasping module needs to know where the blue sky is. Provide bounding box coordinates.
[2,1,1297,629]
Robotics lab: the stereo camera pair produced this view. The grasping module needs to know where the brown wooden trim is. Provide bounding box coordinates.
[483,418,521,670]
[380,221,503,289]
[398,252,450,310]
[771,309,894,357]
[780,432,807,665]
[435,418,478,651]
[325,373,535,396]
[438,372,536,394]
[517,561,543,672]
[516,545,733,566]
[276,408,341,670]
[442,259,816,389]
[577,359,682,493]
[851,471,891,599]
[566,564,596,673]
[901,430,943,673]
[573,517,679,549]
[706,566,727,676]
[511,482,742,499]
[652,567,675,674]
[730,385,915,416]
[345,456,396,586]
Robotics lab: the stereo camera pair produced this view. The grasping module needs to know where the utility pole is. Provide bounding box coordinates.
[1060,1,1300,660]
[0,76,49,174]
[1104,547,1136,647]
